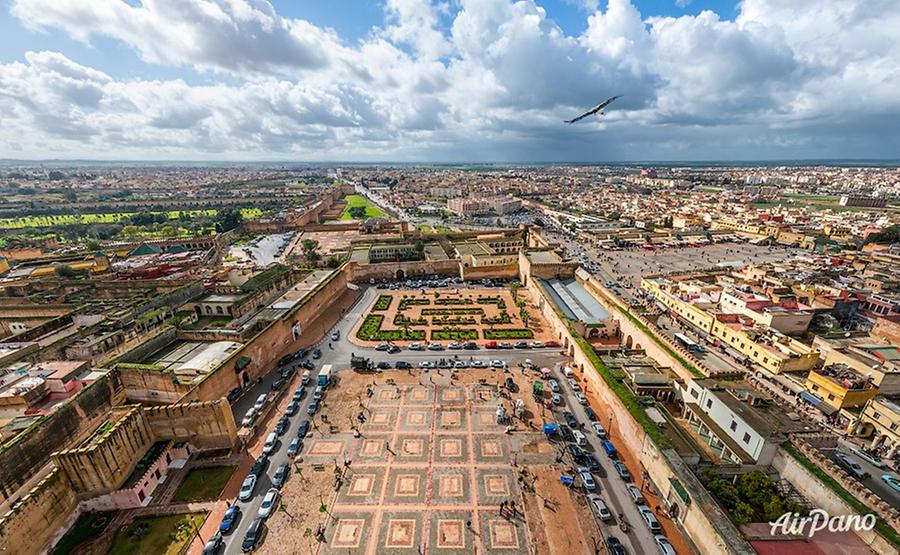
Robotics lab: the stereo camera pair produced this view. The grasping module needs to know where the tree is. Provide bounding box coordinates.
[215,208,244,232]
[54,264,76,278]
[63,189,77,202]
[301,239,321,263]
[348,206,367,219]
[325,256,342,268]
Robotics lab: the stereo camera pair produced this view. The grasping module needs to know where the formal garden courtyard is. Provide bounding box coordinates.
[352,286,553,345]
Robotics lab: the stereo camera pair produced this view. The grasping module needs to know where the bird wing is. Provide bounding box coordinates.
[564,95,622,124]
[596,95,623,111]
[564,110,594,124]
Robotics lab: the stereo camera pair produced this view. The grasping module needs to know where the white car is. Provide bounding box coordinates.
[638,506,662,533]
[849,446,886,468]
[490,359,506,368]
[262,432,277,455]
[591,422,607,437]
[257,488,280,519]
[530,341,544,348]
[471,360,487,368]
[409,342,424,351]
[575,392,588,405]
[626,483,645,504]
[454,360,468,368]
[655,535,676,555]
[587,493,612,521]
[238,474,257,501]
[419,361,435,368]
[567,379,581,392]
[578,466,596,491]
[548,379,560,393]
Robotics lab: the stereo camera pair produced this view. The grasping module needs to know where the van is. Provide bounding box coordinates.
[262,432,277,455]
[563,366,574,378]
[253,394,268,411]
[572,430,587,447]
[601,439,617,458]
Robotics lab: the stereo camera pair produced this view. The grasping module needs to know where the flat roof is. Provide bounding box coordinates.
[527,250,562,265]
[270,270,334,310]
[149,340,241,380]
[544,279,610,325]
[200,294,244,303]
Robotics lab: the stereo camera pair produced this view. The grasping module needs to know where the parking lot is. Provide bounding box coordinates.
[214,285,686,554]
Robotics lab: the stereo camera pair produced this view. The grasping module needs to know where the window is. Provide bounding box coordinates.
[872,412,880,420]
[730,421,738,432]
[763,357,769,364]
[216,306,224,314]
[743,433,751,444]
[827,394,835,401]
[811,384,819,392]
[690,388,698,398]
[706,399,712,409]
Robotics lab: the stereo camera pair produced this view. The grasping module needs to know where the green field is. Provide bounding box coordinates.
[108,513,207,555]
[0,208,263,230]
[171,466,235,503]
[339,195,385,220]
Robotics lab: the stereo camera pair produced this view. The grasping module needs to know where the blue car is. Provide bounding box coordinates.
[219,505,240,534]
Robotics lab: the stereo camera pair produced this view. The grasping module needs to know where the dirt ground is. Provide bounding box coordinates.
[522,464,598,555]
[350,287,554,346]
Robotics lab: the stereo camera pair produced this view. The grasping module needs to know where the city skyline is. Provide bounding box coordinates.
[1,0,899,162]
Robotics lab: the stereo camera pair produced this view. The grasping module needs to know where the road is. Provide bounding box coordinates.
[219,285,666,554]
[821,440,900,509]
[549,366,662,554]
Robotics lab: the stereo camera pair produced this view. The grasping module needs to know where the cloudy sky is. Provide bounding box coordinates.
[0,0,898,162]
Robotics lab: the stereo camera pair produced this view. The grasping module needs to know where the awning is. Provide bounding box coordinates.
[669,477,690,505]
[235,355,251,371]
[799,391,838,416]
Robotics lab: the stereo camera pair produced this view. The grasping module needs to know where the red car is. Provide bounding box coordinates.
[545,340,560,348]
[485,341,498,348]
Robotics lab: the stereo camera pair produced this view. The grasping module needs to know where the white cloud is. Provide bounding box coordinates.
[2,0,899,160]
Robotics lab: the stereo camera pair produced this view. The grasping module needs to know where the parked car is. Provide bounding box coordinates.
[575,392,588,405]
[583,453,601,473]
[545,340,560,348]
[419,361,435,369]
[388,345,401,353]
[601,439,617,458]
[567,379,581,392]
[448,342,462,350]
[285,401,300,416]
[312,349,322,359]
[626,483,645,504]
[287,437,302,457]
[313,385,324,400]
[613,460,631,480]
[427,342,444,351]
[548,379,560,392]
[375,343,390,351]
[835,452,869,480]
[578,466,597,491]
[253,394,268,411]
[530,341,545,348]
[514,341,529,349]
[491,359,507,368]
[395,361,412,369]
[567,443,586,464]
[587,493,612,521]
[376,361,391,370]
[409,342,424,350]
[241,408,258,428]
[471,360,487,368]
[331,330,340,341]
[291,388,305,401]
[227,387,242,402]
[497,342,512,349]
[250,454,268,477]
[559,425,575,442]
[572,429,587,447]
[463,342,478,350]
[881,474,900,493]
[849,446,886,469]
[257,488,280,519]
[263,432,278,455]
[241,517,264,552]
[606,536,626,555]
[639,506,662,533]
[655,535,676,555]
[307,400,320,415]
[297,420,310,437]
[504,377,517,392]
[584,407,597,421]
[271,378,286,391]
[202,532,224,555]
[239,474,257,501]
[484,341,498,349]
[591,422,606,437]
[301,359,314,370]
[272,463,289,488]
[454,360,468,368]
[274,416,289,436]
[562,411,579,428]
[551,393,562,406]
[280,366,295,380]
[219,505,241,534]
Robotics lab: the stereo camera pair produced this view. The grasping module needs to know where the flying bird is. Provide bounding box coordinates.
[564,95,622,124]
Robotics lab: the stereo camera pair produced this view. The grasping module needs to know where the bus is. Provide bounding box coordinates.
[674,333,698,351]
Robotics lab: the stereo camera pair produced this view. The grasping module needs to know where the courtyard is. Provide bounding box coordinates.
[351,287,553,345]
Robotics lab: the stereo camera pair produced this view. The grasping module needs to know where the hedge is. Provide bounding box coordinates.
[356,314,425,341]
[421,308,485,316]
[483,329,534,339]
[398,298,430,310]
[373,295,392,311]
[431,328,479,341]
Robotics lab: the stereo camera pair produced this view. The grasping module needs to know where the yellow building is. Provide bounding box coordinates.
[805,366,876,410]
[711,315,820,374]
[0,257,9,276]
[854,397,900,458]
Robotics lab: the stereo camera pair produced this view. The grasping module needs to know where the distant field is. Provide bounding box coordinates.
[339,194,385,220]
[782,193,841,202]
[0,208,263,229]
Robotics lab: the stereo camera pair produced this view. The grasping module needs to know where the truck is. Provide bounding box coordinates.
[317,364,333,388]
[532,380,543,399]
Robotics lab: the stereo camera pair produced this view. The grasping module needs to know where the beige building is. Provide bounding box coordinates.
[854,397,900,458]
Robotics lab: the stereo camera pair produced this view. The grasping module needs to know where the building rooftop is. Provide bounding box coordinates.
[544,278,611,325]
[527,250,563,265]
[148,340,242,382]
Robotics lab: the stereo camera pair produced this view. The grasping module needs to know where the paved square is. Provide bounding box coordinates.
[385,519,416,548]
[478,511,528,554]
[337,472,384,505]
[427,511,474,555]
[437,408,465,429]
[374,512,423,554]
[332,519,366,548]
[439,386,465,404]
[308,439,345,456]
[475,468,519,505]
[357,437,388,459]
[474,435,508,462]
[349,474,377,496]
[431,468,472,505]
[393,435,431,463]
[385,468,428,504]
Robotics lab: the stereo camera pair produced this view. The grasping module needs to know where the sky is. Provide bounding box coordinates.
[0,0,898,162]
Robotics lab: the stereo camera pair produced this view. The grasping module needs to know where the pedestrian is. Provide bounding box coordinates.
[466,520,471,530]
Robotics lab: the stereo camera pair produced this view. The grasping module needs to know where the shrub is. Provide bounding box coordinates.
[372,295,392,311]
[483,329,534,339]
[431,328,479,341]
[421,308,484,316]
[356,314,425,341]
[398,298,430,310]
